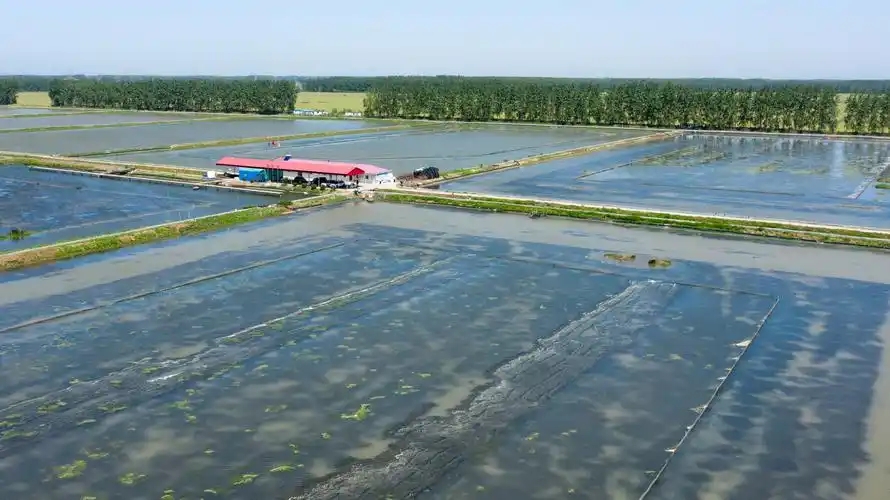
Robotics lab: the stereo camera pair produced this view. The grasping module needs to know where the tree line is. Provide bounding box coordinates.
[844,94,890,135]
[48,78,297,114]
[7,75,890,93]
[0,79,17,105]
[364,79,842,133]
[301,76,890,94]
[1,75,302,92]
[362,78,890,135]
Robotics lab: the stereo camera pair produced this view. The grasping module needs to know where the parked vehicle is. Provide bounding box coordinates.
[413,166,440,179]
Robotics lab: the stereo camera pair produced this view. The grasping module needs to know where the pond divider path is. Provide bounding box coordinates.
[380,187,890,237]
[26,165,279,196]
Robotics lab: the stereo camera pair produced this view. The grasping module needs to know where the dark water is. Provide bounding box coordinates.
[0,208,887,499]
[107,125,650,176]
[0,112,195,130]
[0,166,271,250]
[448,134,890,228]
[0,119,375,155]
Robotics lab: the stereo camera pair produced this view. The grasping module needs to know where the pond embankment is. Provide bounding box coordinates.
[0,194,346,271]
[378,188,890,249]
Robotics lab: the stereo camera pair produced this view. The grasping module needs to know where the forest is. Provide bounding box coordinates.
[363,78,890,135]
[302,76,890,94]
[0,79,18,105]
[47,78,296,114]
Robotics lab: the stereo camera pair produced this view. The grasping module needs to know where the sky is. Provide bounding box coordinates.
[3,0,888,79]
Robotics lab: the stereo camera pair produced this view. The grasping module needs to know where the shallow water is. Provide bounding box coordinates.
[0,107,59,116]
[105,125,650,175]
[0,119,375,155]
[0,165,270,249]
[448,134,890,228]
[0,204,889,499]
[0,112,195,130]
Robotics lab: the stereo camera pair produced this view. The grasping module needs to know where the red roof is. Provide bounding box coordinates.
[215,156,390,177]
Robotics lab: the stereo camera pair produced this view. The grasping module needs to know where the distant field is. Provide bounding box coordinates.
[14,91,52,107]
[296,91,366,112]
[15,91,366,113]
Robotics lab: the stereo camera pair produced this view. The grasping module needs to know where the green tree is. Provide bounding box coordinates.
[0,79,18,105]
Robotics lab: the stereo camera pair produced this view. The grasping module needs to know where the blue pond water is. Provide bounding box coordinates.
[0,165,271,250]
[447,133,890,228]
[0,204,887,499]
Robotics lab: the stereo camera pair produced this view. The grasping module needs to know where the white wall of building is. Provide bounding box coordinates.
[281,171,353,182]
[356,172,396,186]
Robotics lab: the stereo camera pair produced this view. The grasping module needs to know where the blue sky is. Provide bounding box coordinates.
[3,0,887,78]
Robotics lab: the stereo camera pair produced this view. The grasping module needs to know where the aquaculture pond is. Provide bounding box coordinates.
[0,112,197,130]
[1,203,888,500]
[0,107,61,116]
[0,119,376,155]
[104,125,651,176]
[0,165,271,250]
[448,133,890,228]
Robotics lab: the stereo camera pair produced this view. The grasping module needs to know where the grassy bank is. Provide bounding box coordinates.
[0,195,344,271]
[379,191,890,249]
[70,123,421,157]
[0,154,205,178]
[420,131,680,186]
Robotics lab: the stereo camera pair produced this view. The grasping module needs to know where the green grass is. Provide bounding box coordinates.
[0,195,345,271]
[295,92,366,112]
[379,191,890,249]
[876,182,890,189]
[603,252,636,262]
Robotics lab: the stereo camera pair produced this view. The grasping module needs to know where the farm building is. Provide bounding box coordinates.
[216,156,396,186]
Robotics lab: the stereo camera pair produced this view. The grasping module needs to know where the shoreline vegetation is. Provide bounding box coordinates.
[377,190,890,249]
[0,195,345,272]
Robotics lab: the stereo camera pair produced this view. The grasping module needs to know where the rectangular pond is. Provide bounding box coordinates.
[0,119,377,155]
[0,203,888,500]
[0,107,61,116]
[0,165,272,250]
[103,125,652,176]
[446,133,890,228]
[0,112,198,130]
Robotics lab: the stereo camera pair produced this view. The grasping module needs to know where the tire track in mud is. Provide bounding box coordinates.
[290,280,679,500]
[0,256,460,455]
[0,241,348,334]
